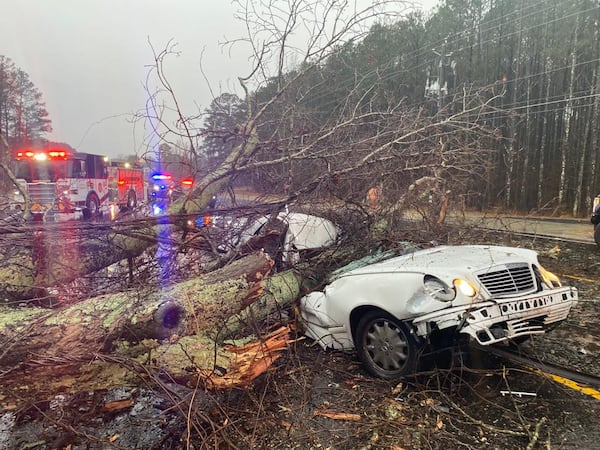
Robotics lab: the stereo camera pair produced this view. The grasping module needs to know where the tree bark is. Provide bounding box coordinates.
[0,221,162,302]
[0,251,304,404]
[537,57,552,211]
[558,17,579,211]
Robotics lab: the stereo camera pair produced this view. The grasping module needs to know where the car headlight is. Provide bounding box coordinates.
[454,278,477,297]
[539,265,562,288]
[423,276,455,302]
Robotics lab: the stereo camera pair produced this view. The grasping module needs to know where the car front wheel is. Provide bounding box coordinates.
[355,310,419,379]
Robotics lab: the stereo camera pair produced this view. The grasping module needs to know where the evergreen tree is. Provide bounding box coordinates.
[201,93,247,169]
[0,55,51,149]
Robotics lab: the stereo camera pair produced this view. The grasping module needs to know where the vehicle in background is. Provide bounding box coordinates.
[11,147,104,221]
[299,245,578,379]
[591,194,600,247]
[148,172,175,216]
[107,161,147,220]
[169,176,199,206]
[173,177,195,199]
[188,195,219,229]
[243,212,341,266]
[10,147,145,221]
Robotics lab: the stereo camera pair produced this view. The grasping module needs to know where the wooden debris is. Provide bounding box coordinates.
[198,325,296,389]
[102,398,134,412]
[312,407,362,422]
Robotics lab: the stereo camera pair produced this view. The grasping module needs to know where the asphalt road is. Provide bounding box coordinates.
[455,213,595,243]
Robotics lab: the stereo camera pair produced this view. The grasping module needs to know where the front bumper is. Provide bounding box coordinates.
[413,286,578,345]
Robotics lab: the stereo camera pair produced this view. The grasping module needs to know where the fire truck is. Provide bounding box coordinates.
[11,146,146,221]
[107,161,147,219]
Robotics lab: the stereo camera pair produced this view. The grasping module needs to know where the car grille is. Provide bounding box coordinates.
[477,263,535,295]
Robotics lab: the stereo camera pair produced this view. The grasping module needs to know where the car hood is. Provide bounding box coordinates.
[337,245,538,278]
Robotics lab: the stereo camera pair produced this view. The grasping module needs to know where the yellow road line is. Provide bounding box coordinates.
[533,369,600,400]
[562,274,596,283]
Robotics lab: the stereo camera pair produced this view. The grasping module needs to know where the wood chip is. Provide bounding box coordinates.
[313,408,361,422]
[102,398,134,412]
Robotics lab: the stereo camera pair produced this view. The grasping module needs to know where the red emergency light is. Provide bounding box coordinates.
[48,150,67,159]
[15,151,35,159]
[15,148,69,161]
[181,178,194,187]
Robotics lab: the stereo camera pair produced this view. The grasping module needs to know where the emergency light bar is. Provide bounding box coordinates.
[151,173,172,181]
[15,148,69,161]
[181,178,194,186]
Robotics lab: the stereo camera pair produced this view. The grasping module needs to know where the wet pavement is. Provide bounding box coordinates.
[452,212,595,243]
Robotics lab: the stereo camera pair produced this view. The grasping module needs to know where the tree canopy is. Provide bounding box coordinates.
[0,55,51,149]
[198,0,600,216]
[0,55,52,192]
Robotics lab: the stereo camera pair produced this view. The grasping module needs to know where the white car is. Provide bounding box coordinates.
[245,212,340,264]
[299,245,578,379]
[211,211,341,266]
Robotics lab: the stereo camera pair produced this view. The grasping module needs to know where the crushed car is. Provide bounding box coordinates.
[193,210,341,267]
[299,244,578,379]
[235,212,341,265]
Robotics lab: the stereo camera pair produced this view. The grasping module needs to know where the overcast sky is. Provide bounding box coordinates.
[1,0,438,158]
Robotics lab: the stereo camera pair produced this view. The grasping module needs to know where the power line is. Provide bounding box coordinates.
[229,1,600,129]
[269,2,600,115]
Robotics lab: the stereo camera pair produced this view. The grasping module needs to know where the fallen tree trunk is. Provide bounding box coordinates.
[0,251,304,405]
[0,221,163,302]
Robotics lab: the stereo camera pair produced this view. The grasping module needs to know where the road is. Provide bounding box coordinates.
[452,213,595,243]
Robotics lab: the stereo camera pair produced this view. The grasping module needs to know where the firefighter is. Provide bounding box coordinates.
[367,185,381,210]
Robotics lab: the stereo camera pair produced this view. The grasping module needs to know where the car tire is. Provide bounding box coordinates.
[83,192,100,220]
[355,310,419,379]
[595,224,600,248]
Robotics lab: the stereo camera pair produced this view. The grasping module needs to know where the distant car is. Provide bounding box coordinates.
[299,245,578,379]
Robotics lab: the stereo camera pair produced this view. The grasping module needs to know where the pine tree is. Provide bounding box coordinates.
[0,56,51,149]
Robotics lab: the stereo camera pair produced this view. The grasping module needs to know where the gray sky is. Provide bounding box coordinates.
[1,0,437,158]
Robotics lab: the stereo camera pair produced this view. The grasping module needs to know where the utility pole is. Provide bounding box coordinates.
[432,38,452,112]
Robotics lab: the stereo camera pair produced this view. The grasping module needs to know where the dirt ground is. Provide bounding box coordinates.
[1,235,599,450]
